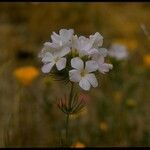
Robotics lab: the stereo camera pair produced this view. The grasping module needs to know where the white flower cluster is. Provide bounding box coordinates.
[39,29,113,91]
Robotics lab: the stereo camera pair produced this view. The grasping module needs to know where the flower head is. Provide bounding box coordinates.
[47,29,74,50]
[69,57,98,91]
[41,47,70,73]
[13,66,39,86]
[89,32,103,48]
[39,29,113,91]
[92,54,113,74]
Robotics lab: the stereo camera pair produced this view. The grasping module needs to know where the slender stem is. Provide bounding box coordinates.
[65,82,74,146]
[65,114,69,146]
[68,82,74,109]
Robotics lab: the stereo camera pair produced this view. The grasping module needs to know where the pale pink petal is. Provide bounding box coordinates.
[42,52,53,63]
[98,63,113,74]
[56,58,66,70]
[69,69,81,82]
[41,62,55,73]
[85,60,98,73]
[85,73,98,88]
[51,32,61,44]
[71,57,84,70]
[79,77,91,91]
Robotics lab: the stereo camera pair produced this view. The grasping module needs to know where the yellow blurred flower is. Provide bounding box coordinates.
[99,121,109,132]
[113,39,138,52]
[72,142,85,148]
[13,66,39,86]
[143,54,150,68]
[126,99,137,108]
[113,91,123,103]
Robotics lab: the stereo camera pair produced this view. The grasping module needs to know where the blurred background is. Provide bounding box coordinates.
[0,2,150,147]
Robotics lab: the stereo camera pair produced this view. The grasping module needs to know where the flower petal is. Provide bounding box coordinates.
[44,42,60,50]
[69,69,81,82]
[85,60,98,73]
[98,48,108,57]
[97,56,104,64]
[88,48,99,55]
[90,32,103,48]
[79,77,91,91]
[51,32,61,44]
[55,47,70,58]
[78,36,93,52]
[41,62,55,73]
[59,29,74,41]
[42,52,54,63]
[98,63,113,74]
[71,57,84,70]
[85,73,98,88]
[56,57,66,70]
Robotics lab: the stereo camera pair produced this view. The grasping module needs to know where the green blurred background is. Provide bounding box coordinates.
[0,2,150,147]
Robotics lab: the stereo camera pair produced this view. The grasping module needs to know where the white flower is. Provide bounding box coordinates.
[94,56,113,74]
[41,47,70,73]
[108,43,128,60]
[72,36,93,56]
[72,32,104,57]
[72,35,97,56]
[39,29,74,54]
[51,29,74,49]
[69,57,98,91]
[89,32,103,49]
[91,48,113,74]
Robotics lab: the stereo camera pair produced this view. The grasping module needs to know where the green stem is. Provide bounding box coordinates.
[65,82,74,146]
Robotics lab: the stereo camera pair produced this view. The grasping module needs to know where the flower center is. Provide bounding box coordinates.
[54,57,59,62]
[80,69,87,77]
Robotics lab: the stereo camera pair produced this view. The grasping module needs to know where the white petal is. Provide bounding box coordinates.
[45,42,60,49]
[51,32,61,44]
[79,78,91,91]
[78,50,88,57]
[98,48,108,57]
[85,73,98,88]
[78,36,93,51]
[56,57,66,70]
[42,42,56,52]
[71,57,84,70]
[60,29,74,41]
[97,56,104,64]
[42,52,54,63]
[88,48,99,55]
[41,62,55,73]
[85,60,98,73]
[98,63,113,74]
[69,69,81,82]
[43,42,51,47]
[90,32,103,48]
[56,47,70,58]
[83,42,93,51]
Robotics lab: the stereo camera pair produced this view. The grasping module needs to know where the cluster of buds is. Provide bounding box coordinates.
[39,29,113,91]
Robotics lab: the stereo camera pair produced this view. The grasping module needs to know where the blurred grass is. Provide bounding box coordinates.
[0,2,150,147]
